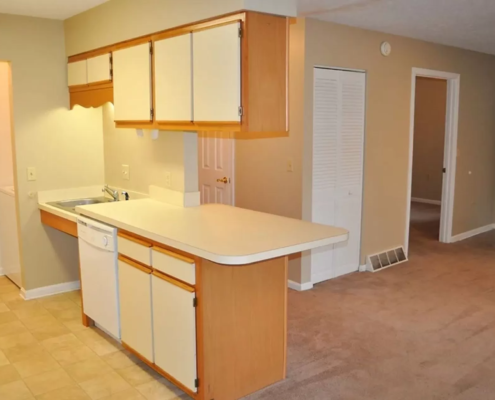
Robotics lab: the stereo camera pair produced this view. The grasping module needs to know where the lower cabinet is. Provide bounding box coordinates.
[118,257,154,362]
[152,272,198,393]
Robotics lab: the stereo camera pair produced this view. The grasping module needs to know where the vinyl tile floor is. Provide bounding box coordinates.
[0,282,189,400]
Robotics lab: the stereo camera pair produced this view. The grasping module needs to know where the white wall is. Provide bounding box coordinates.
[0,62,13,187]
[102,103,197,195]
[64,0,296,56]
[0,13,104,290]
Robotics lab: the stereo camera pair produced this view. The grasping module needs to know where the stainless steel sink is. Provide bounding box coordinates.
[47,197,114,213]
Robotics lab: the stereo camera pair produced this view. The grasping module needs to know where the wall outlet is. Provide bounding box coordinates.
[122,165,130,181]
[287,159,294,173]
[27,167,37,181]
[164,171,171,188]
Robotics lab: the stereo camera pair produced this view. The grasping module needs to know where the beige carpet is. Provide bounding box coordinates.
[247,202,495,400]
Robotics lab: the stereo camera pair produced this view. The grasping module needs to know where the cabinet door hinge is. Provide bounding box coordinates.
[149,41,153,55]
[150,108,154,120]
[193,297,198,308]
[238,106,243,117]
[442,167,446,173]
[238,27,243,38]
[195,378,199,388]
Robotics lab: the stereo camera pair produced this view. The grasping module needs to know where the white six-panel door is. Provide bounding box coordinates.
[154,34,193,121]
[193,23,241,122]
[311,67,365,283]
[198,133,234,205]
[113,43,152,121]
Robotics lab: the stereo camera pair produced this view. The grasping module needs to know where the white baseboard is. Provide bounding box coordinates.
[311,264,359,285]
[288,280,313,291]
[20,280,80,300]
[451,224,495,243]
[0,267,5,276]
[359,264,367,272]
[411,197,442,205]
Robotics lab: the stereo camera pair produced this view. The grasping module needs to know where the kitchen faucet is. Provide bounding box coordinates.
[102,185,119,201]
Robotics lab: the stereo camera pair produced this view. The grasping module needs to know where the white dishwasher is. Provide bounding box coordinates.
[77,216,120,339]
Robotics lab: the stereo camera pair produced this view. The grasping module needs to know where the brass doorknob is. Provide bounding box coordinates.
[216,177,229,184]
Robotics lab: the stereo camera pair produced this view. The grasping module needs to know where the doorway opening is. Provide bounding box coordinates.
[0,61,22,287]
[405,68,460,254]
[197,132,235,206]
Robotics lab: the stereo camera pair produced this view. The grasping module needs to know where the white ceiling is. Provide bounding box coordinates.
[298,0,495,55]
[0,0,108,20]
[1,0,494,55]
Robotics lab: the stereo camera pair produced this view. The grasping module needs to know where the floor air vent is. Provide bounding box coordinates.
[366,247,408,272]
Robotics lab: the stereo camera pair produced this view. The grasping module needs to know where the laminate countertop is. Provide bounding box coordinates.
[77,199,348,265]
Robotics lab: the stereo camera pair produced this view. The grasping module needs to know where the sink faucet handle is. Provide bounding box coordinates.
[122,191,130,201]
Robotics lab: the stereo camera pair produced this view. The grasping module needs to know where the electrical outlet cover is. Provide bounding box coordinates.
[164,171,171,188]
[122,165,130,181]
[27,167,37,181]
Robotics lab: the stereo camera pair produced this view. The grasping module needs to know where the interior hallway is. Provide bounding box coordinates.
[247,202,495,400]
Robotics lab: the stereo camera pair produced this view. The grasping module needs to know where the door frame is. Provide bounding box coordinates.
[405,68,460,253]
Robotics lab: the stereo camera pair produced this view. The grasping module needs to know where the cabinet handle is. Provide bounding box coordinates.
[118,254,152,274]
[152,270,195,293]
[152,246,195,264]
[118,231,152,248]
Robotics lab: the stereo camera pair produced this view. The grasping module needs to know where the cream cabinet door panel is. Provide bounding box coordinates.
[155,34,192,121]
[193,23,241,122]
[113,43,152,121]
[88,53,111,84]
[152,276,197,393]
[118,260,153,362]
[68,60,87,87]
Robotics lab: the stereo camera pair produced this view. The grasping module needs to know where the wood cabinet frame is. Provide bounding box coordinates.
[111,229,287,400]
[67,11,289,136]
[40,210,78,237]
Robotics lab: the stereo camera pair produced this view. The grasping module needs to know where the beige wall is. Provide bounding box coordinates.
[0,14,104,290]
[302,19,495,282]
[102,104,196,195]
[64,0,296,56]
[412,77,447,202]
[235,19,306,282]
[0,62,13,187]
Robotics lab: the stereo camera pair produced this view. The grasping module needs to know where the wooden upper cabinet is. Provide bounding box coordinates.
[87,53,111,84]
[193,22,241,123]
[241,12,288,134]
[68,60,87,87]
[113,42,153,123]
[67,11,288,135]
[154,33,193,122]
[68,54,113,109]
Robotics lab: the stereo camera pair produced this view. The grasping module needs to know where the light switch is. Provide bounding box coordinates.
[164,171,171,188]
[122,165,130,181]
[287,159,294,172]
[27,167,37,181]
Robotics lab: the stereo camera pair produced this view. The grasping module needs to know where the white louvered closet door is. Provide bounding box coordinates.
[311,68,365,284]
